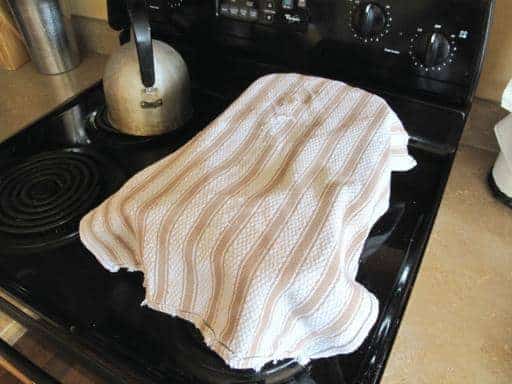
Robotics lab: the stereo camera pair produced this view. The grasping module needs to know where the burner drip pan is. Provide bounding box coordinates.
[87,107,174,148]
[0,148,124,254]
[171,319,307,383]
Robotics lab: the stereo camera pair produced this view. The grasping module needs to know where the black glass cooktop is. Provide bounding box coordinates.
[0,82,459,384]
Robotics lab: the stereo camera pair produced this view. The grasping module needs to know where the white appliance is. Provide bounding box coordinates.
[490,80,512,207]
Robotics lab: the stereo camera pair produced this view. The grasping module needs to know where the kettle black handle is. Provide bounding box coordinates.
[126,0,155,88]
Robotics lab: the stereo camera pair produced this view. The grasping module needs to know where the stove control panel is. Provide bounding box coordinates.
[217,0,308,29]
[209,0,494,105]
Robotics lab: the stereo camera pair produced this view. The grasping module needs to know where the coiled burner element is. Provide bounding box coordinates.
[0,148,124,254]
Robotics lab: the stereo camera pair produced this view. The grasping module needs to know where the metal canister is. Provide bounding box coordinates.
[7,0,80,74]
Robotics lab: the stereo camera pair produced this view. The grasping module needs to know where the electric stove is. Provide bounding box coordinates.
[0,0,494,383]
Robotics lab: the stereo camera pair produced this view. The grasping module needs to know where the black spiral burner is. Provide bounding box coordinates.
[0,148,125,254]
[171,319,308,383]
[87,106,170,147]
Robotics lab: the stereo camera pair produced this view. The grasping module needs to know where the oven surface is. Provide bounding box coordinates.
[0,82,458,384]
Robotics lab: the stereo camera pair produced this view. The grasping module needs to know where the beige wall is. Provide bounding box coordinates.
[70,0,107,21]
[70,0,510,103]
[476,0,512,102]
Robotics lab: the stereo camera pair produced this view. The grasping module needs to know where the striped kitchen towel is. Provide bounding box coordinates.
[79,73,416,370]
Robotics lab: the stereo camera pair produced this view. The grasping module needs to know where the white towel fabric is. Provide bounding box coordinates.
[79,74,416,370]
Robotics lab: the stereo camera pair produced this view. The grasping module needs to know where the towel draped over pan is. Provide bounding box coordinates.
[80,74,416,370]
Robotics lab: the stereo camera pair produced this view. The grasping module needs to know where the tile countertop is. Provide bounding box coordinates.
[0,53,107,144]
[382,144,512,384]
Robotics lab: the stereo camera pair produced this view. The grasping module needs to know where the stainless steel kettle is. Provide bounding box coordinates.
[103,0,191,136]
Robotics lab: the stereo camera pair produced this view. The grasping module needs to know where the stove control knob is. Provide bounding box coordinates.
[351,2,386,38]
[413,32,450,67]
